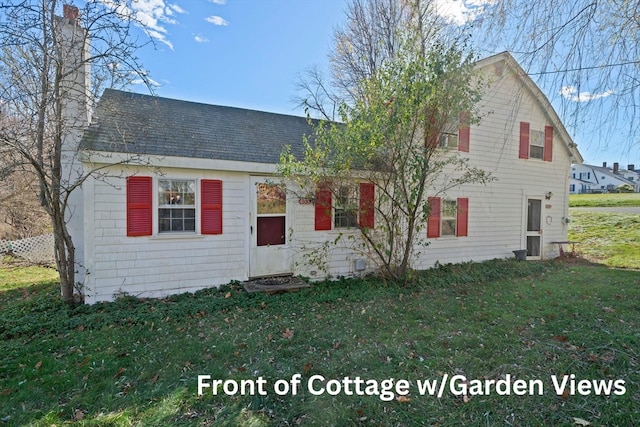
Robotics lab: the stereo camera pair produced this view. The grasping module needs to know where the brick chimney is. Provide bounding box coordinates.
[63,4,79,22]
[602,161,607,168]
[613,162,619,174]
[628,164,635,171]
[57,3,90,289]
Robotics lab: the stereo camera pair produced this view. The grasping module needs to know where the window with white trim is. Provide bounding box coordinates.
[529,130,544,159]
[158,179,196,232]
[439,132,459,149]
[441,199,457,236]
[334,185,358,229]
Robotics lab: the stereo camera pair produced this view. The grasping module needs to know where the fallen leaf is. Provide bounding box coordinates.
[552,335,569,342]
[34,361,42,370]
[573,417,590,426]
[114,367,126,378]
[603,306,615,313]
[396,395,411,403]
[76,356,89,368]
[76,324,85,332]
[303,363,313,373]
[282,328,294,339]
[151,373,160,383]
[225,292,231,299]
[75,410,85,421]
[0,389,10,396]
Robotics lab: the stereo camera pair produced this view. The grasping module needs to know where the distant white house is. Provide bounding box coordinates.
[570,162,639,193]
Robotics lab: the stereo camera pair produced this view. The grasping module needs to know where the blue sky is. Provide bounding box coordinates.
[121,0,638,169]
[130,0,345,116]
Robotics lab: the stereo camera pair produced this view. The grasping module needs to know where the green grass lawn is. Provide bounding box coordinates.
[569,193,640,207]
[568,211,640,269]
[0,263,58,291]
[1,260,639,426]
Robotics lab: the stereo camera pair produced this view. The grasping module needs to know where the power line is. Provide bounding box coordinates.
[529,60,640,76]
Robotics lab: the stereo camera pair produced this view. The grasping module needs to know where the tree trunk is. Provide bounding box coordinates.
[52,207,76,303]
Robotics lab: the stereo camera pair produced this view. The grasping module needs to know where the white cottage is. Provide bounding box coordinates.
[66,51,583,303]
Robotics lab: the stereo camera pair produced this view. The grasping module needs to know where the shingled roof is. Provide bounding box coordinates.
[80,89,314,164]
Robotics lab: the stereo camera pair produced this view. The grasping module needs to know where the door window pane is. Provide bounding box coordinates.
[527,199,541,231]
[257,216,286,246]
[257,183,286,214]
[527,236,541,257]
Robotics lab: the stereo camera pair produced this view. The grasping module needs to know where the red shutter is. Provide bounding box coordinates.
[127,176,152,237]
[544,125,553,162]
[519,121,530,159]
[456,197,468,237]
[458,111,470,152]
[314,183,332,231]
[427,197,441,238]
[358,182,375,229]
[201,180,223,235]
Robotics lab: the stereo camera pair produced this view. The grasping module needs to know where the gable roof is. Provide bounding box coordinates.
[80,89,313,164]
[475,52,583,164]
[82,52,583,166]
[578,164,636,186]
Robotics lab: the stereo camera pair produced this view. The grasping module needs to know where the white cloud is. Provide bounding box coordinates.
[433,0,496,25]
[205,15,229,26]
[167,3,186,15]
[560,86,614,102]
[100,0,184,50]
[194,34,210,43]
[131,70,161,87]
[209,0,226,4]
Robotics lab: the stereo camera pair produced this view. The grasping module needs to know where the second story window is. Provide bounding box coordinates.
[529,130,544,159]
[439,132,459,149]
[519,122,553,162]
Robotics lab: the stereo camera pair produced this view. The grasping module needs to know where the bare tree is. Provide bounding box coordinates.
[0,169,50,240]
[296,0,466,119]
[476,0,640,155]
[0,1,153,303]
[283,0,492,280]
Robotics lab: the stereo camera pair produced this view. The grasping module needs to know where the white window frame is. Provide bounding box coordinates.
[529,129,545,160]
[157,179,197,234]
[439,132,459,150]
[440,199,457,236]
[334,185,359,229]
